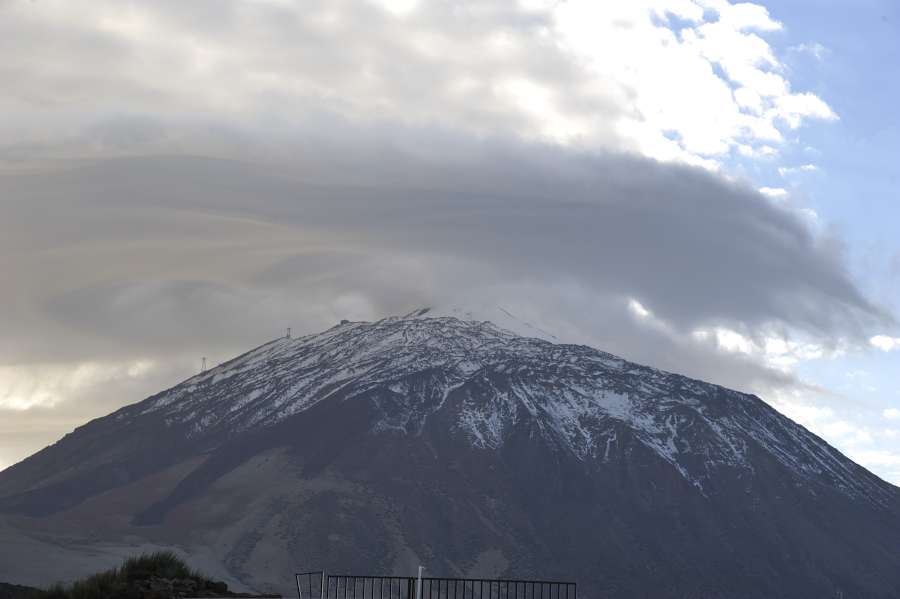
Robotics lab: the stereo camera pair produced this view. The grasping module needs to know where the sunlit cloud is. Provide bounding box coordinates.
[871,335,900,352]
[884,408,900,420]
[0,360,156,411]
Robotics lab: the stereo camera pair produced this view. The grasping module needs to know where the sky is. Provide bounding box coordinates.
[2,0,900,482]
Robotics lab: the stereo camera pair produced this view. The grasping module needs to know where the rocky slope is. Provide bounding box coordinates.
[1,313,899,598]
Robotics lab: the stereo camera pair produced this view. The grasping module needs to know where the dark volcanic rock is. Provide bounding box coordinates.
[1,314,900,599]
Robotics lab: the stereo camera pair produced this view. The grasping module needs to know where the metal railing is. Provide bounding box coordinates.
[295,572,576,599]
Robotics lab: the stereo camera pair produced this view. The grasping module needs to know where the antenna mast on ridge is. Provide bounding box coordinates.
[286,327,292,339]
[201,356,207,373]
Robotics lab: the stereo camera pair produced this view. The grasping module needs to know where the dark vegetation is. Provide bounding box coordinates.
[3,552,279,599]
[0,583,42,599]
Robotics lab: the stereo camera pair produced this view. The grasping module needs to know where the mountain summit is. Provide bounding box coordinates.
[2,315,899,598]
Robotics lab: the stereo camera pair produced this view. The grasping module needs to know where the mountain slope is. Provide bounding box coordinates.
[1,315,899,598]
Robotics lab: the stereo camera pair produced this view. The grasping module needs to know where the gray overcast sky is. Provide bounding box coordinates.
[3,0,900,483]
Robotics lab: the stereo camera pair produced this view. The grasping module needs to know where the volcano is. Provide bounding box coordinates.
[1,313,899,598]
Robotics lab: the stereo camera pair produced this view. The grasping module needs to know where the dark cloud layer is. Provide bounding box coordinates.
[0,133,888,373]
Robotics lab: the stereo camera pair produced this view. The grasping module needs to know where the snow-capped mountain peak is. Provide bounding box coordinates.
[116,314,887,503]
[4,313,900,599]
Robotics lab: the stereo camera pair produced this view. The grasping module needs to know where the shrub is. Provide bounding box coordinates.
[41,552,221,599]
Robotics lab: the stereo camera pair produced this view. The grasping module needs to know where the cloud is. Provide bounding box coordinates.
[1,145,887,361]
[0,360,155,411]
[0,0,835,168]
[790,42,829,61]
[759,186,788,198]
[871,335,900,352]
[884,408,900,420]
[779,164,820,177]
